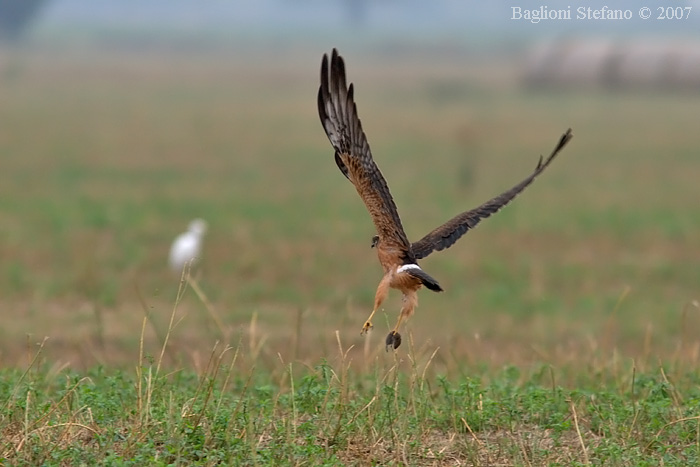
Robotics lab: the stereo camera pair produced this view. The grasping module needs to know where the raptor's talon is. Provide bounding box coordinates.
[361,321,373,335]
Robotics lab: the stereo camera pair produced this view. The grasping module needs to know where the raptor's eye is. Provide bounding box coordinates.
[371,235,379,248]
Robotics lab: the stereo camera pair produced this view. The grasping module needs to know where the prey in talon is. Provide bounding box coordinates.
[317,49,573,350]
[386,331,402,352]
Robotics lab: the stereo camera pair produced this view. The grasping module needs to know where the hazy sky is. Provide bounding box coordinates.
[34,0,700,42]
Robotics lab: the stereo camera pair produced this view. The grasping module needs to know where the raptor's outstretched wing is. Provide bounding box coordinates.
[411,129,573,260]
[318,48,413,260]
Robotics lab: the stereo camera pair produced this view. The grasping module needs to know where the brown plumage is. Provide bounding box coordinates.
[318,48,573,350]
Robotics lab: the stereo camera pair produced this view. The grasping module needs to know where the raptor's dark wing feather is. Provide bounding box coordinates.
[411,129,573,260]
[318,49,412,257]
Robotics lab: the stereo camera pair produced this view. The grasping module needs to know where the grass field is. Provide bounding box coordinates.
[0,44,699,465]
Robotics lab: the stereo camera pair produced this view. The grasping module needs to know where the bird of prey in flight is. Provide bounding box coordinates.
[317,48,572,350]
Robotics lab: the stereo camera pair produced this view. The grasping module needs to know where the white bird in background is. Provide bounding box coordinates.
[169,219,208,274]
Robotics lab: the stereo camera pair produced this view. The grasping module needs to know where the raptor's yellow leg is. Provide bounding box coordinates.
[390,313,406,336]
[362,274,391,335]
[386,291,418,351]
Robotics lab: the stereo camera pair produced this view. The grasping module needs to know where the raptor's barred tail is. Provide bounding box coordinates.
[406,267,443,292]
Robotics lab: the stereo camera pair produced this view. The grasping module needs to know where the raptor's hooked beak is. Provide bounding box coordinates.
[371,235,379,248]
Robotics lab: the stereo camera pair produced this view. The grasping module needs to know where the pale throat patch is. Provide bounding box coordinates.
[397,264,421,274]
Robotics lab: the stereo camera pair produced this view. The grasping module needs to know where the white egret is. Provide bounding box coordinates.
[169,219,208,274]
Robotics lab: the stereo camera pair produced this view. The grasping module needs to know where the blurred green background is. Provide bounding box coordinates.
[0,1,698,374]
